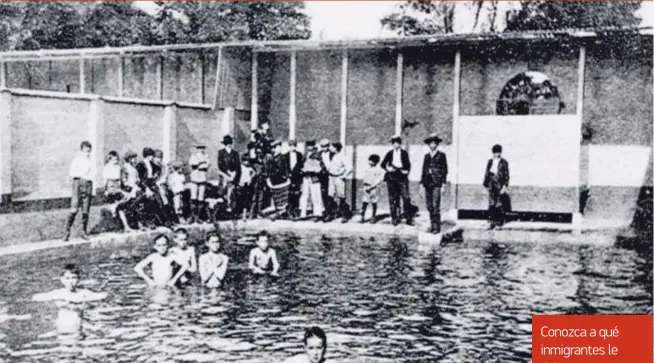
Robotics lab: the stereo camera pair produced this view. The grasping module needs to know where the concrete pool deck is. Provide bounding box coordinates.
[0,209,637,257]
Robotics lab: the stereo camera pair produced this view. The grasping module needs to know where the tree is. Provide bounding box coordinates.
[505,1,642,31]
[16,2,85,50]
[381,0,455,36]
[154,1,311,44]
[82,2,158,47]
[0,1,23,50]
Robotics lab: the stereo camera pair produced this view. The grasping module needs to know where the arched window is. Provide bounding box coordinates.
[496,71,565,115]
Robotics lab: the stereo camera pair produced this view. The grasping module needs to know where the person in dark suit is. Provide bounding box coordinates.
[483,144,510,229]
[284,139,305,220]
[420,134,448,234]
[217,134,241,216]
[136,147,170,227]
[381,135,413,226]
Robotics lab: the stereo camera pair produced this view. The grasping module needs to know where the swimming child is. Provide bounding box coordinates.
[169,228,197,285]
[248,230,280,276]
[32,264,107,338]
[282,326,332,363]
[134,234,190,287]
[198,232,229,288]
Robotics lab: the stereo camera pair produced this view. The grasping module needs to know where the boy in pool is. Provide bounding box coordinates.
[32,264,107,338]
[282,326,332,363]
[248,230,280,276]
[199,232,229,288]
[134,234,190,287]
[169,228,197,285]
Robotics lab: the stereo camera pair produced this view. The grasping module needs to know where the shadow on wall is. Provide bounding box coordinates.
[630,150,653,237]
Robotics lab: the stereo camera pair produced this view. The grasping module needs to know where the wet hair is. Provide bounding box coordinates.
[205,231,221,243]
[368,154,380,164]
[332,142,343,152]
[62,264,80,276]
[492,144,503,153]
[257,230,270,240]
[174,227,188,236]
[80,141,92,150]
[303,326,327,347]
[153,234,171,245]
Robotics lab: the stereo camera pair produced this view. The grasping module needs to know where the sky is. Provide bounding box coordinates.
[135,1,654,40]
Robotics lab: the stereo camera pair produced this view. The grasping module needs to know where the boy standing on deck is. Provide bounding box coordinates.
[483,144,510,229]
[134,234,190,288]
[167,161,187,224]
[237,154,256,220]
[360,154,384,224]
[299,140,324,221]
[217,135,241,216]
[189,145,210,223]
[63,141,95,241]
[199,232,229,288]
[32,264,107,339]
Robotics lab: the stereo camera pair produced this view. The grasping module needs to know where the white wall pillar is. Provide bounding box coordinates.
[162,104,177,164]
[212,46,224,110]
[79,58,86,94]
[199,54,205,104]
[157,55,164,100]
[222,107,235,137]
[0,90,12,201]
[289,50,297,140]
[117,56,124,97]
[87,98,104,194]
[251,51,259,130]
[574,45,586,226]
[394,51,403,136]
[340,51,348,145]
[448,50,462,221]
[0,61,6,88]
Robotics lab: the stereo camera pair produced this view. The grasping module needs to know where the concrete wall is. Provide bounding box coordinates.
[0,89,220,205]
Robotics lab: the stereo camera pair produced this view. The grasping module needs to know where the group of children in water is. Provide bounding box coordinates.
[30,230,334,362]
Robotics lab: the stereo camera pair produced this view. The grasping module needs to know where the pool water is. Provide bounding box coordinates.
[0,231,651,363]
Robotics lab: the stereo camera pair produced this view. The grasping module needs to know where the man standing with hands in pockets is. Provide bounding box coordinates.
[381,135,413,226]
[420,134,448,234]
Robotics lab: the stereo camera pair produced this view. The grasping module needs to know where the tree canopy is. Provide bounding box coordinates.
[0,1,311,51]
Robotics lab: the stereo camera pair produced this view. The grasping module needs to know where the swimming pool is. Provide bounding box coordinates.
[0,231,651,362]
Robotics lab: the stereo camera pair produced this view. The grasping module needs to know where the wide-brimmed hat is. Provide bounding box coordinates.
[271,139,282,147]
[319,139,330,147]
[222,135,234,145]
[305,140,316,147]
[196,144,206,149]
[390,135,402,144]
[424,133,442,144]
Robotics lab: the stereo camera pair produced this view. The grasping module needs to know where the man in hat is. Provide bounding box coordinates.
[265,139,291,219]
[299,140,324,221]
[381,135,413,226]
[318,139,335,221]
[420,134,448,234]
[188,144,210,223]
[283,139,305,220]
[63,141,95,241]
[483,144,510,229]
[218,134,241,216]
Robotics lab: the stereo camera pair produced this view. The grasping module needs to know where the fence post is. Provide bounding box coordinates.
[88,98,104,195]
[0,90,12,207]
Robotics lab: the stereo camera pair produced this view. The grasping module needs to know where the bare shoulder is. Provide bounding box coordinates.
[280,355,307,363]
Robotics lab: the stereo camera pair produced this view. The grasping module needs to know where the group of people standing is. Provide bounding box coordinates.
[63,120,511,240]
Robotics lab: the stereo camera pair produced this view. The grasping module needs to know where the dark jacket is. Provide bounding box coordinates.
[381,148,411,182]
[265,153,290,186]
[283,150,304,183]
[483,158,510,188]
[135,159,158,190]
[420,151,448,188]
[218,148,242,185]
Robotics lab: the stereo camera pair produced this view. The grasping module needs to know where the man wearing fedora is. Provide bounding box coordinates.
[381,135,413,226]
[420,134,448,234]
[218,134,241,217]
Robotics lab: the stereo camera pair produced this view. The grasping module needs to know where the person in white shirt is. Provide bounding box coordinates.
[167,161,187,223]
[103,150,134,232]
[360,154,385,223]
[64,141,95,241]
[380,135,414,226]
[328,142,351,223]
[318,139,335,221]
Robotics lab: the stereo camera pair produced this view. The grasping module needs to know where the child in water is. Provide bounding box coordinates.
[282,326,332,363]
[248,230,280,276]
[134,234,190,287]
[199,232,229,288]
[32,264,107,338]
[169,228,197,285]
